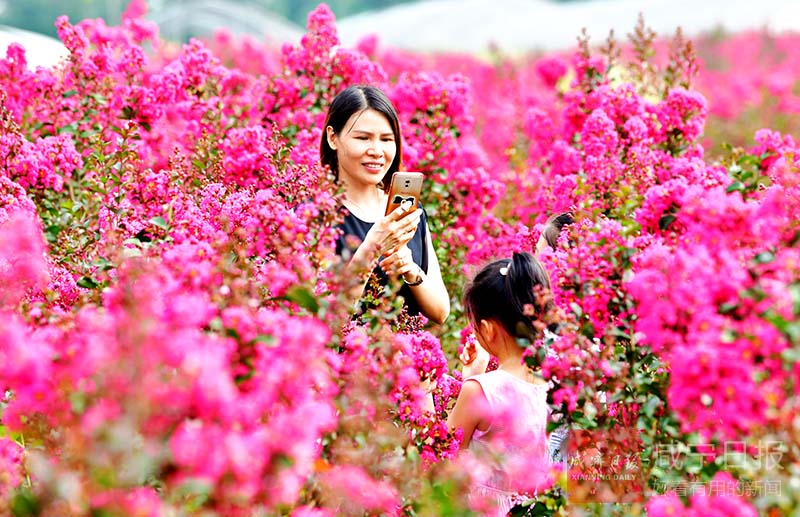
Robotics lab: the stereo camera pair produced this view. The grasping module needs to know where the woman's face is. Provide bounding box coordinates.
[327,108,396,188]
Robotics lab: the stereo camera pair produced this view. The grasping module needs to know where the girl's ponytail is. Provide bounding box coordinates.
[464,251,552,340]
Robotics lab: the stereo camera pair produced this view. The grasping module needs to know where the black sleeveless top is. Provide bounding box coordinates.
[335,206,429,317]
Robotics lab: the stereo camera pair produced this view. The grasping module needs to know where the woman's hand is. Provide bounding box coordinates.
[363,200,421,259]
[380,245,421,282]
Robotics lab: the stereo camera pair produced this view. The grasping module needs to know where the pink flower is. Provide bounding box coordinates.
[90,487,164,517]
[0,209,48,307]
[291,506,335,517]
[535,56,568,88]
[645,491,685,516]
[169,421,228,484]
[320,465,400,515]
[0,437,23,502]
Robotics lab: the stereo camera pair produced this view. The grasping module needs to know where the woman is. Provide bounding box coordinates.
[321,84,449,324]
[533,211,574,466]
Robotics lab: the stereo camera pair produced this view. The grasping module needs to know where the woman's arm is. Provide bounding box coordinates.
[405,225,450,324]
[340,205,423,310]
[380,221,450,324]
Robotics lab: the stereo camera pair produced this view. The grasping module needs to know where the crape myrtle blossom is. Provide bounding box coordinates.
[0,437,23,506]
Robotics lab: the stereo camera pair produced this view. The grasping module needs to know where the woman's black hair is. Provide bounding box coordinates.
[543,212,575,249]
[463,252,552,340]
[320,84,403,191]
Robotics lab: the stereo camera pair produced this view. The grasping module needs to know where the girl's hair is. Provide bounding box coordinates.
[542,212,575,249]
[319,84,403,191]
[463,252,552,339]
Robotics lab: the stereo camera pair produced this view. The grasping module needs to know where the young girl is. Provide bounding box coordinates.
[448,251,553,514]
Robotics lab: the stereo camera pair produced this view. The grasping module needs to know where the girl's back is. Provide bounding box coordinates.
[466,369,551,502]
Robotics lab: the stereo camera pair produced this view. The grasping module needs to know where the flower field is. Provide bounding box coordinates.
[0,1,798,515]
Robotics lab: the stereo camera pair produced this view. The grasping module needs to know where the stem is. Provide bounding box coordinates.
[19,433,31,487]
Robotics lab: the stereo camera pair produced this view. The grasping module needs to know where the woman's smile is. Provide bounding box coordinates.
[362,161,385,172]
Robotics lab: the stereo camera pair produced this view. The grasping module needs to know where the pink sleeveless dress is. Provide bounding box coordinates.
[466,369,551,515]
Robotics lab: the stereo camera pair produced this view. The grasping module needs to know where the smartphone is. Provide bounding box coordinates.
[385,172,424,216]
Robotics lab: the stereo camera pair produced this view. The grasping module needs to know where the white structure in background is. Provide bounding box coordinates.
[0,25,68,68]
[0,0,305,70]
[336,0,800,53]
[152,0,303,44]
[5,0,800,67]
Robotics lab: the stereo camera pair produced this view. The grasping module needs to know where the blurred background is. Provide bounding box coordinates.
[1,0,417,39]
[3,0,800,64]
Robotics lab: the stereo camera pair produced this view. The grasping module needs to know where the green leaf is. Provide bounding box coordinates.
[786,322,800,344]
[781,347,800,364]
[76,276,100,289]
[763,310,800,343]
[122,237,143,250]
[175,478,213,511]
[726,180,745,193]
[224,327,242,341]
[609,326,631,339]
[571,412,597,430]
[149,216,169,231]
[10,490,41,517]
[121,105,136,120]
[251,334,275,346]
[583,401,598,420]
[133,229,152,243]
[92,257,114,272]
[207,317,224,332]
[658,213,676,231]
[69,391,87,414]
[790,283,800,316]
[89,93,107,105]
[285,286,320,314]
[720,328,736,343]
[754,251,775,264]
[643,395,662,418]
[58,123,78,135]
[406,444,420,464]
[788,230,800,247]
[44,224,60,243]
[529,501,555,516]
